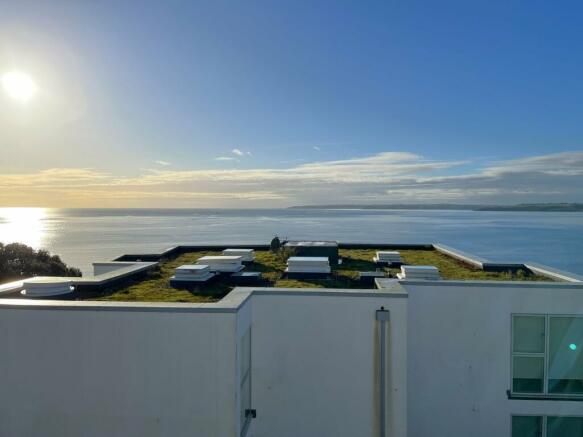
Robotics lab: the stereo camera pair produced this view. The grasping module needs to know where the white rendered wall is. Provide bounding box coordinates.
[0,290,407,437]
[0,307,238,437]
[250,292,408,437]
[403,282,583,437]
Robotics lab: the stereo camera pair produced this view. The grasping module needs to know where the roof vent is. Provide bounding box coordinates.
[196,256,244,273]
[286,257,331,274]
[222,249,255,263]
[170,264,216,285]
[374,251,402,265]
[397,265,440,280]
[21,278,74,297]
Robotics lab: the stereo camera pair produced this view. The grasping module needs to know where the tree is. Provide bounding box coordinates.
[270,235,281,252]
[0,243,82,282]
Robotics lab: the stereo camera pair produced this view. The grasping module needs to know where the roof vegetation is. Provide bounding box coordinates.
[92,247,551,303]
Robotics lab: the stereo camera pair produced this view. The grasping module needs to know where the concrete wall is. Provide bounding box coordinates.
[250,291,408,437]
[403,282,583,437]
[0,289,407,437]
[0,305,238,437]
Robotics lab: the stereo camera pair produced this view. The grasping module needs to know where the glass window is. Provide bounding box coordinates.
[548,317,583,395]
[513,356,544,393]
[513,316,545,353]
[511,315,583,397]
[512,416,583,437]
[547,416,583,437]
[512,415,542,437]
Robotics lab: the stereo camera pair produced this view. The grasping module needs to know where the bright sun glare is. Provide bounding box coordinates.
[1,70,38,103]
[0,208,47,249]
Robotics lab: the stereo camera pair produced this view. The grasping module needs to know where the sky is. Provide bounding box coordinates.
[1,0,583,207]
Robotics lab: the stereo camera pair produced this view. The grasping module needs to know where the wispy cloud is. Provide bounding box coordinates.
[313,146,321,151]
[155,160,171,166]
[232,148,252,157]
[1,151,582,207]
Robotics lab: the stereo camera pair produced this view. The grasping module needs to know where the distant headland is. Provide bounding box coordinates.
[288,203,583,212]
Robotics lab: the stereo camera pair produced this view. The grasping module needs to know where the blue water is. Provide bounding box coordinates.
[0,208,582,276]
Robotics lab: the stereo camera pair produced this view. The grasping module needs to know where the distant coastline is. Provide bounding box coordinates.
[288,203,583,212]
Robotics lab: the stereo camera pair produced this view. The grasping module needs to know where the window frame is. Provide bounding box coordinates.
[511,314,583,399]
[511,414,583,437]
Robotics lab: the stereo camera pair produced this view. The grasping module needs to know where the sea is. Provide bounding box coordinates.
[1,207,582,276]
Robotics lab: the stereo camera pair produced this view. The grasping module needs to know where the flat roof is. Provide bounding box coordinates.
[1,242,579,304]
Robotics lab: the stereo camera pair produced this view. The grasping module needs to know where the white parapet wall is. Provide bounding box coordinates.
[0,286,408,437]
[92,262,141,276]
[0,302,239,437]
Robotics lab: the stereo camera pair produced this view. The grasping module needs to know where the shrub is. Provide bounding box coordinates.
[270,236,281,252]
[0,243,82,282]
[277,246,298,263]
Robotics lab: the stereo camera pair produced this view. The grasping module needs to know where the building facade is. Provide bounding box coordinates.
[0,243,581,437]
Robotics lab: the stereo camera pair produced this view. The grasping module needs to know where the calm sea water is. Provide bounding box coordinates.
[0,208,582,276]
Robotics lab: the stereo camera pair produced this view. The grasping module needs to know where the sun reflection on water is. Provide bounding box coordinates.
[0,208,48,249]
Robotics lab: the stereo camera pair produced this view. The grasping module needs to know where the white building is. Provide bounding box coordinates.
[0,242,581,437]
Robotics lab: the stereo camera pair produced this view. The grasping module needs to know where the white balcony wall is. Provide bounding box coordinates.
[0,288,408,437]
[0,305,238,437]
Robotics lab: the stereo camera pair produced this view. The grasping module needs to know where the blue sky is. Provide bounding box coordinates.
[1,1,583,207]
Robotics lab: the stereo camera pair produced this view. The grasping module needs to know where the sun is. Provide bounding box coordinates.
[1,70,38,103]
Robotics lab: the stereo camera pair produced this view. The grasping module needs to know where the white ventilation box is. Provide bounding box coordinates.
[171,265,216,283]
[286,256,331,274]
[397,265,440,280]
[222,249,255,262]
[21,277,74,297]
[196,256,244,273]
[373,251,402,264]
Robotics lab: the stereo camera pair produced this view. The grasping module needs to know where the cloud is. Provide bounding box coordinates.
[1,151,582,207]
[483,152,583,177]
[154,160,171,166]
[232,148,252,157]
[313,146,321,151]
[0,168,109,188]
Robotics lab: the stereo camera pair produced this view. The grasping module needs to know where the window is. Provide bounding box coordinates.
[547,416,583,436]
[512,415,583,437]
[548,317,583,395]
[512,415,542,437]
[512,315,583,397]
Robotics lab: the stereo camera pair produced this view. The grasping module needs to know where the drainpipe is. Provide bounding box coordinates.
[376,307,390,437]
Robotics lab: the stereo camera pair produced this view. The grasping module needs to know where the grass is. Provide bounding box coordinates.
[387,249,550,281]
[92,248,551,303]
[94,251,232,303]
